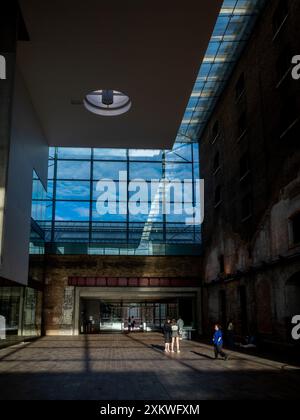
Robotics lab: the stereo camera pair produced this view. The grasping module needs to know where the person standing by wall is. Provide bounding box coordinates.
[163,318,172,353]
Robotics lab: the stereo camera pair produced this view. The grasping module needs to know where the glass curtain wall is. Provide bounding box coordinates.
[30,170,48,254]
[31,144,201,256]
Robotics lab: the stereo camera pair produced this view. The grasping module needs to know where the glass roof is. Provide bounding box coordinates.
[176,0,266,143]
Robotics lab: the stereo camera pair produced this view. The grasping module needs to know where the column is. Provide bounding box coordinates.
[0,1,18,265]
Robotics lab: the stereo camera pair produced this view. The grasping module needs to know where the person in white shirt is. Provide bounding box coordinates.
[171,319,180,353]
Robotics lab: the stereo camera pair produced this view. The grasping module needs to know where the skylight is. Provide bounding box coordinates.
[176,0,266,143]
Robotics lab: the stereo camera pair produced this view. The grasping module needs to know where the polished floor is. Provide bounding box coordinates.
[0,333,299,400]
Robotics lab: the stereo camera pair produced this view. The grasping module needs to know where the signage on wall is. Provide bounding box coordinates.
[292,55,300,80]
[0,315,5,340]
[0,55,6,80]
[291,315,300,341]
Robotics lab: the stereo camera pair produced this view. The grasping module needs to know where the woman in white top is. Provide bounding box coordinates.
[171,319,180,353]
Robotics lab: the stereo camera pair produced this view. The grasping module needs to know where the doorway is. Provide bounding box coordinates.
[79,298,194,334]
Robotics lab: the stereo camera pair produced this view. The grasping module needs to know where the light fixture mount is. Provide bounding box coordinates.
[83,89,132,116]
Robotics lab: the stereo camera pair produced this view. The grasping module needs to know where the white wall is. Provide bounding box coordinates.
[0,67,48,285]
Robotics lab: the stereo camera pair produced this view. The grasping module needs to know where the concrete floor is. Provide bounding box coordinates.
[0,333,299,400]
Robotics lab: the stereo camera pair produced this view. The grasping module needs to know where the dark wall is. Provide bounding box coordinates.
[199,0,300,344]
[200,0,300,245]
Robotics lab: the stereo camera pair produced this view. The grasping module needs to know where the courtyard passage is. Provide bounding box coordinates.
[0,333,299,400]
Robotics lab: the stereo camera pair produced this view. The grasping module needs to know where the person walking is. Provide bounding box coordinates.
[171,319,180,353]
[177,316,184,340]
[213,324,228,360]
[163,318,172,353]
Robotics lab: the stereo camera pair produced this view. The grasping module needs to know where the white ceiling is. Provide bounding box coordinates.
[18,0,221,149]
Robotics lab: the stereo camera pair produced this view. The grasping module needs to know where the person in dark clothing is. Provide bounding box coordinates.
[213,324,228,360]
[163,318,172,352]
[128,317,131,332]
[131,316,136,332]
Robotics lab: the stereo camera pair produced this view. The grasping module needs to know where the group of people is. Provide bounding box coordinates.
[163,317,184,353]
[163,318,230,360]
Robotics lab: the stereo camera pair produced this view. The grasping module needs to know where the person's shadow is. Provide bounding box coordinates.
[190,350,215,360]
[151,344,165,352]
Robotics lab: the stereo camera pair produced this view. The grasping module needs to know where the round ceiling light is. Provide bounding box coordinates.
[84,89,132,116]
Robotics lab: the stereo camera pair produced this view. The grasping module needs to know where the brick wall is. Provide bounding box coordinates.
[199,0,300,344]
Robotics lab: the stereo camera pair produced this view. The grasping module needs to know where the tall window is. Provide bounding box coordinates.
[273,0,289,37]
[214,185,222,207]
[237,111,247,138]
[235,73,245,101]
[219,254,225,274]
[291,213,300,245]
[241,194,252,221]
[276,47,292,83]
[212,120,220,143]
[239,152,250,179]
[213,151,220,173]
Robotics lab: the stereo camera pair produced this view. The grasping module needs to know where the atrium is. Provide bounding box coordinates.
[0,0,300,402]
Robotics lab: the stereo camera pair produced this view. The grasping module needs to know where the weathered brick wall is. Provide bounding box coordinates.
[199,0,300,343]
[201,0,300,268]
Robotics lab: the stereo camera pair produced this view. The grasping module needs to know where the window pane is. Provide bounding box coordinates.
[31,201,52,221]
[57,148,91,160]
[129,212,163,222]
[129,149,162,161]
[57,161,91,180]
[165,163,193,180]
[48,162,55,179]
[130,163,162,180]
[32,180,47,200]
[93,181,127,202]
[56,181,91,200]
[165,144,192,162]
[55,201,90,221]
[47,181,54,199]
[92,203,127,222]
[93,162,127,180]
[93,148,127,160]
